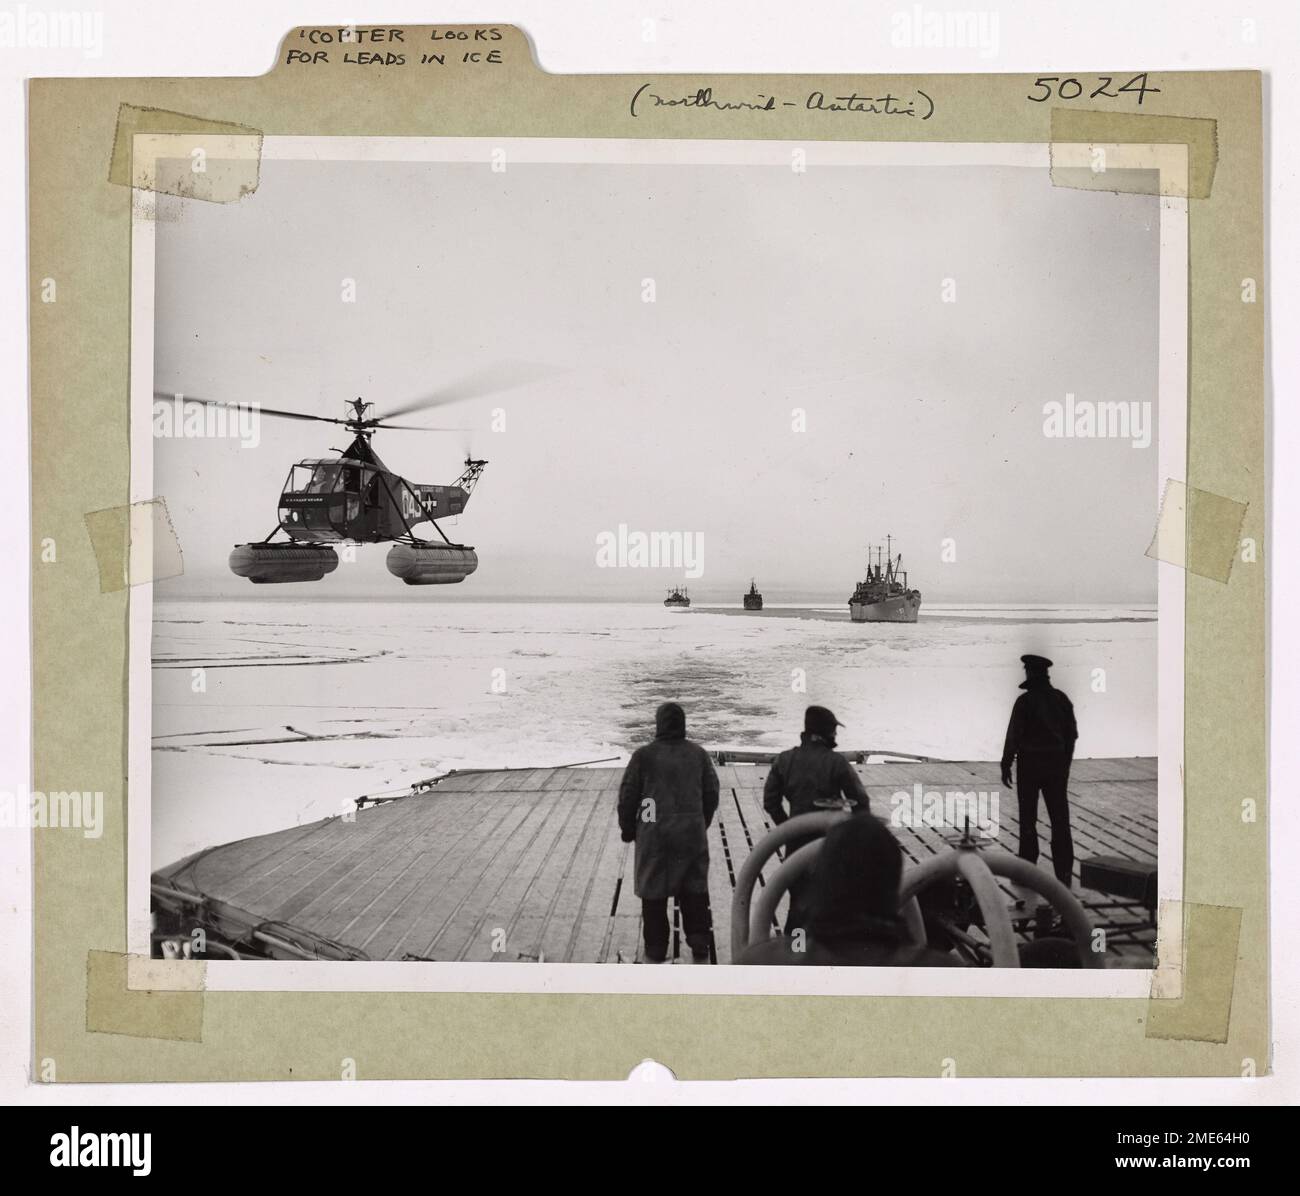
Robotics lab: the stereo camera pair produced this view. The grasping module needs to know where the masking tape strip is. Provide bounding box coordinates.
[110,103,262,202]
[1146,479,1248,583]
[1145,902,1241,1044]
[1049,109,1217,199]
[85,951,204,1042]
[83,498,184,593]
[1148,899,1186,1001]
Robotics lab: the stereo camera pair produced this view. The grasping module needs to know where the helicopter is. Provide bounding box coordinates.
[165,391,489,585]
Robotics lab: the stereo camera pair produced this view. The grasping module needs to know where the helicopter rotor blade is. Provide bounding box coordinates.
[153,393,352,426]
[366,422,473,432]
[378,360,562,421]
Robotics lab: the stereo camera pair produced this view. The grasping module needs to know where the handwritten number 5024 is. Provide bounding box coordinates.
[1027,73,1159,105]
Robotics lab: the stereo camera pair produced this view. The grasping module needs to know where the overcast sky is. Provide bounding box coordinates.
[152,155,1160,603]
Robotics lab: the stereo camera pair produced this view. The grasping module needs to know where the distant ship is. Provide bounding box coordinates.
[848,536,921,623]
[743,580,763,611]
[664,586,691,609]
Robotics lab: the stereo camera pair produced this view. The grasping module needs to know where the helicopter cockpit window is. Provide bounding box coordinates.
[305,463,341,494]
[286,464,315,494]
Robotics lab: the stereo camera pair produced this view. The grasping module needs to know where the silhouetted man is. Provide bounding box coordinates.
[618,702,720,963]
[763,705,870,934]
[1001,654,1077,887]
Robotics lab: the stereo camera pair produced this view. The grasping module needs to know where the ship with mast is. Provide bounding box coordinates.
[848,535,921,623]
[664,585,691,609]
[743,579,763,610]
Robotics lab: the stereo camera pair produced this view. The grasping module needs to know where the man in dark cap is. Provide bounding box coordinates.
[1001,654,1078,886]
[763,705,870,934]
[617,702,720,963]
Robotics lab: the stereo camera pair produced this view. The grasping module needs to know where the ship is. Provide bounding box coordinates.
[664,585,691,609]
[848,536,921,623]
[743,579,763,610]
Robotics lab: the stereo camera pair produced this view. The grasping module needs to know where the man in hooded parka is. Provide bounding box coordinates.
[617,702,720,963]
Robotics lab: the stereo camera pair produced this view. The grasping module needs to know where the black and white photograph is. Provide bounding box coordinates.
[137,137,1179,984]
[10,0,1293,1128]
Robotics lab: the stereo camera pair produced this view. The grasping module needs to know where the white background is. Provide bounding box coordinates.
[1,0,1294,1105]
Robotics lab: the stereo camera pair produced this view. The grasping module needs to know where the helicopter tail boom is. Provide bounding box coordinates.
[398,459,488,527]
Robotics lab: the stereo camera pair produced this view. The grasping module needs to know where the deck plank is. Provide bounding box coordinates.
[727,784,783,936]
[516,785,611,962]
[297,792,488,933]
[428,793,561,959]
[157,758,1158,963]
[334,799,514,952]
[564,793,626,963]
[706,796,742,961]
[604,833,643,963]
[226,804,417,911]
[503,785,610,961]
[366,796,535,959]
[455,786,590,961]
[268,804,444,925]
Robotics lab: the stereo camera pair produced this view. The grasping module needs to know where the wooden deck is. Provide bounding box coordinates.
[153,757,1158,964]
